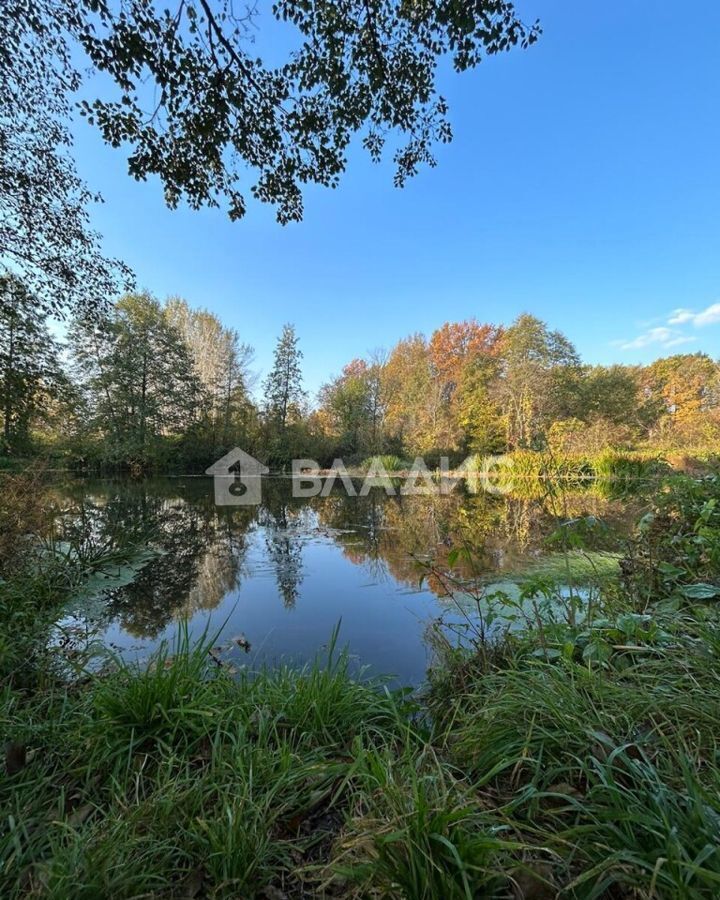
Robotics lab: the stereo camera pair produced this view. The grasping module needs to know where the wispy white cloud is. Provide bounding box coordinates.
[667,308,695,325]
[616,299,720,352]
[668,302,720,327]
[616,327,695,351]
[694,302,720,326]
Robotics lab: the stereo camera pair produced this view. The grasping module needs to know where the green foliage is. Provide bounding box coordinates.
[456,354,505,456]
[263,324,306,466]
[315,317,720,470]
[360,454,411,472]
[68,293,204,472]
[164,297,256,465]
[622,474,720,606]
[426,605,720,896]
[6,288,720,474]
[0,483,157,685]
[0,278,68,454]
[67,293,263,473]
[495,313,582,448]
[0,632,412,899]
[2,0,537,324]
[66,1,540,224]
[332,746,516,899]
[7,607,720,898]
[1,2,132,320]
[319,357,386,461]
[592,448,668,480]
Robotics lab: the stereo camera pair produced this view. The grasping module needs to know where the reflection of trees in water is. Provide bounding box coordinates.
[313,484,635,596]
[54,477,641,626]
[315,491,389,580]
[61,478,253,638]
[258,482,308,608]
[174,513,246,619]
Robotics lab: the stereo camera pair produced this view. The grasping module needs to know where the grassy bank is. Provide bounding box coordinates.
[2,475,720,897]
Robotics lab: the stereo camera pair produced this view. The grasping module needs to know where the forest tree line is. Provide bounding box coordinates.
[2,276,719,472]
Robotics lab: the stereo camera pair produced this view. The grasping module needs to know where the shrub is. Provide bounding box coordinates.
[0,470,52,573]
[621,474,720,605]
[360,454,412,472]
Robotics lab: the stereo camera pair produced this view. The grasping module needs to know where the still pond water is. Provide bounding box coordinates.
[54,476,641,685]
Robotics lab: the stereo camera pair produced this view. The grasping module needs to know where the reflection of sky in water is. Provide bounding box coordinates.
[52,477,638,686]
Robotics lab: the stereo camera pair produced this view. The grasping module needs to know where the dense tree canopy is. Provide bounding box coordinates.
[1,1,133,317]
[75,0,540,223]
[1,0,540,317]
[68,294,203,469]
[319,358,385,459]
[4,285,720,470]
[317,318,720,463]
[0,277,66,452]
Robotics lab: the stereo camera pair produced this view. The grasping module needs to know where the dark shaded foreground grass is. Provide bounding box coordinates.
[2,612,720,899]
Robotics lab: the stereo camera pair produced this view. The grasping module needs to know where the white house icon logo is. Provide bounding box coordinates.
[205,448,269,506]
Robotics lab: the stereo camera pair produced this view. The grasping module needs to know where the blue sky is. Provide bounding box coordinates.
[71,0,720,396]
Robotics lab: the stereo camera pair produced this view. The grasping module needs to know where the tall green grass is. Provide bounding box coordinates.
[425,610,720,897]
[4,625,535,899]
[1,630,414,898]
[6,610,720,897]
[360,454,412,472]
